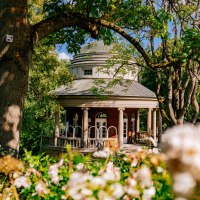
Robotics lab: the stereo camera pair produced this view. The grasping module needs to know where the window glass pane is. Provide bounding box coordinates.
[84,69,92,75]
[96,113,107,118]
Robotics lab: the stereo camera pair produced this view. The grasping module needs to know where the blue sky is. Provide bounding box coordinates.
[55,43,73,61]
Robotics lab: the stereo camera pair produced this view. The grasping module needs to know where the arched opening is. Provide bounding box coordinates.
[73,113,79,127]
[108,126,117,138]
[74,126,82,138]
[89,126,98,138]
[95,112,107,138]
[67,125,74,138]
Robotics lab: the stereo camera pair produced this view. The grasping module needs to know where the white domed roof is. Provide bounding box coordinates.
[69,40,137,81]
[80,40,114,54]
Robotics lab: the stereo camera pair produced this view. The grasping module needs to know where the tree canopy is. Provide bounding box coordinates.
[0,0,199,153]
[21,41,72,154]
[40,0,200,124]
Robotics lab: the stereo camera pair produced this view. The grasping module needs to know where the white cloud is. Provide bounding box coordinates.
[57,52,71,61]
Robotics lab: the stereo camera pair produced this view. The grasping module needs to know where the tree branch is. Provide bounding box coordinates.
[32,12,100,44]
[174,68,180,111]
[178,69,197,119]
[191,80,199,124]
[168,70,177,124]
[92,18,184,69]
[93,18,153,67]
[32,10,185,71]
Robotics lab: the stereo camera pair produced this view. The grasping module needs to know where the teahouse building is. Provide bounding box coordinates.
[42,41,162,151]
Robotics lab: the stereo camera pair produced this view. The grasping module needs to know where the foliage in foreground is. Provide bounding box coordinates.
[1,124,200,200]
[0,146,172,200]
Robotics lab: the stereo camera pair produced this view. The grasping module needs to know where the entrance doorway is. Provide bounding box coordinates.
[123,114,128,143]
[95,112,107,138]
[96,119,107,138]
[131,113,136,132]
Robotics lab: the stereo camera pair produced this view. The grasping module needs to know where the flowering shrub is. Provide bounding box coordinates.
[162,124,200,200]
[6,122,200,200]
[0,145,173,200]
[1,124,200,199]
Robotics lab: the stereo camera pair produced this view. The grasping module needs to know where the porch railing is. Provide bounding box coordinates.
[87,138,118,149]
[41,136,81,149]
[41,125,119,150]
[57,136,81,148]
[42,136,54,146]
[87,138,97,148]
[42,136,118,149]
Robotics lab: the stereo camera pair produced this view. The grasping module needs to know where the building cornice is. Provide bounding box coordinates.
[57,96,159,109]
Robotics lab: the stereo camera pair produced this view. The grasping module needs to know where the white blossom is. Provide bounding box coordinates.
[163,125,200,199]
[125,177,139,197]
[152,148,159,154]
[163,125,200,177]
[142,186,156,200]
[69,172,91,186]
[127,178,137,187]
[137,165,152,188]
[68,187,82,200]
[102,161,120,181]
[173,172,196,198]
[110,183,124,199]
[156,166,164,173]
[93,150,109,158]
[67,172,93,200]
[80,188,93,196]
[35,181,49,196]
[14,176,30,188]
[76,163,84,171]
[90,176,106,188]
[98,190,113,200]
[48,159,63,184]
[126,187,140,197]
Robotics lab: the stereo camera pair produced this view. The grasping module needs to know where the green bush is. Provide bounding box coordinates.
[0,146,174,200]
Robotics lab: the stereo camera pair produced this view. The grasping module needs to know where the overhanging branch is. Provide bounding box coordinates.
[91,18,183,69]
[32,11,182,70]
[32,12,100,44]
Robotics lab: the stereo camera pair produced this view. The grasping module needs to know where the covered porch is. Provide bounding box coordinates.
[41,95,162,152]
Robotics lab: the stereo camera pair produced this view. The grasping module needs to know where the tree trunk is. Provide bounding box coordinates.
[0,0,32,155]
[177,117,184,125]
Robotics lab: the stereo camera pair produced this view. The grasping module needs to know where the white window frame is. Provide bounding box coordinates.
[83,68,93,75]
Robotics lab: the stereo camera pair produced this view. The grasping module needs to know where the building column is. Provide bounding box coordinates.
[54,108,60,146]
[147,108,152,134]
[158,110,162,144]
[82,107,89,148]
[136,109,140,133]
[118,107,125,149]
[152,109,157,139]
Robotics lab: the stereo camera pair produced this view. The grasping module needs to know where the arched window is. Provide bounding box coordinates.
[96,112,107,118]
[131,113,136,132]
